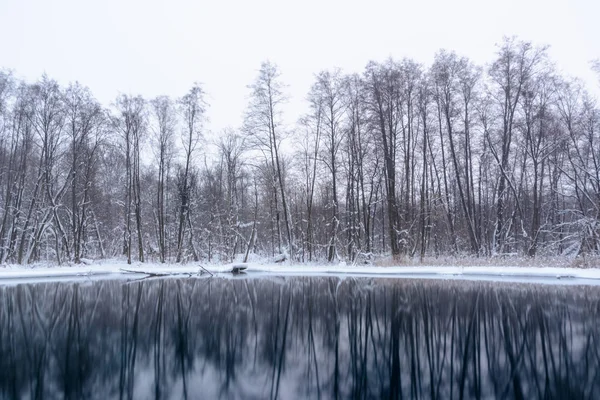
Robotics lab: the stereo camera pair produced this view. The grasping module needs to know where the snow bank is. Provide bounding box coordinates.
[1,261,600,285]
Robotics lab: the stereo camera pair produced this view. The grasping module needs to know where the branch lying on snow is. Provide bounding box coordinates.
[197,264,214,276]
[119,268,194,277]
[119,264,245,277]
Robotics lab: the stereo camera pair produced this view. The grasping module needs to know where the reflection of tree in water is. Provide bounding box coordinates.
[1,277,599,399]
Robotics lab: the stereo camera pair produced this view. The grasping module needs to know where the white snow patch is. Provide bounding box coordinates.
[1,260,600,285]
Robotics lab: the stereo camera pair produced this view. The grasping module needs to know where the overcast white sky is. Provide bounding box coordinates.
[1,0,598,134]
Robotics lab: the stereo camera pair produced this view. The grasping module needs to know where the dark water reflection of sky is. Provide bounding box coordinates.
[1,276,599,399]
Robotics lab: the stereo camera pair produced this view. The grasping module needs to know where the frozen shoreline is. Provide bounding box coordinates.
[1,261,600,285]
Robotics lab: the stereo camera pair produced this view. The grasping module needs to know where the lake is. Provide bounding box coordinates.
[1,276,599,399]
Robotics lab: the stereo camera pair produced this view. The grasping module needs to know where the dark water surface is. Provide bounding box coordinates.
[1,276,599,399]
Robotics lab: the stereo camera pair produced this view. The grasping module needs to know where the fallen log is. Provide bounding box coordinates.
[119,264,247,277]
[120,268,193,277]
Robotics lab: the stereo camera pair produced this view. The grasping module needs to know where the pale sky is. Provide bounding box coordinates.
[1,0,598,135]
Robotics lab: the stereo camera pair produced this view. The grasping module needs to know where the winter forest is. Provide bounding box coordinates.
[0,37,599,265]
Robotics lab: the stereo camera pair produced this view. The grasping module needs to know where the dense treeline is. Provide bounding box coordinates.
[0,37,599,264]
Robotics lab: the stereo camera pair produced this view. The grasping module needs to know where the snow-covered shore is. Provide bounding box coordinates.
[1,261,600,285]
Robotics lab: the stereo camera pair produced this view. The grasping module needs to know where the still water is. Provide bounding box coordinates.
[0,276,599,399]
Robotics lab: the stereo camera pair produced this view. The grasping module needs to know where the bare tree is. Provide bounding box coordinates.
[432,51,480,254]
[64,83,105,263]
[365,60,403,257]
[150,95,176,263]
[309,69,346,262]
[244,61,293,259]
[519,70,555,256]
[27,76,69,263]
[176,84,206,263]
[217,129,246,261]
[487,38,547,254]
[115,94,146,264]
[298,81,324,261]
[556,79,600,255]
